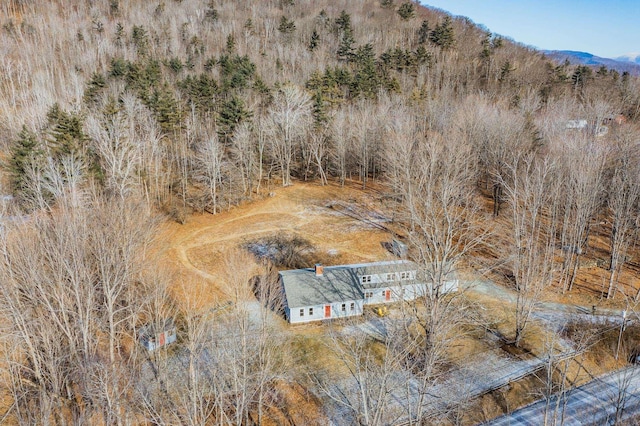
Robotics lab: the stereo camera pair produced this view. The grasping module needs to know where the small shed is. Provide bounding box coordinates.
[139,318,177,351]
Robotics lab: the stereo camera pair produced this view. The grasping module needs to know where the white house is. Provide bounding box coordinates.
[279,260,458,324]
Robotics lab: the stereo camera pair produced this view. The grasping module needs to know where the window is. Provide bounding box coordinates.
[381,290,386,296]
[401,271,412,280]
[386,273,395,281]
[341,303,346,312]
[350,302,355,311]
[309,307,313,316]
[361,275,372,283]
[300,309,304,317]
[365,291,373,298]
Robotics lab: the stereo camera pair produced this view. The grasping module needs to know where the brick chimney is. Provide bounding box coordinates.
[315,263,324,277]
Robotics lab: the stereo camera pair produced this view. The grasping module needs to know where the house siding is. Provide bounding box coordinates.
[287,300,363,324]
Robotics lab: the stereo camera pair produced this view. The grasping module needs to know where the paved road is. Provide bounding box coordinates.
[483,366,640,426]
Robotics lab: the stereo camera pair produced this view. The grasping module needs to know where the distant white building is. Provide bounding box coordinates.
[279,260,458,324]
[566,119,588,129]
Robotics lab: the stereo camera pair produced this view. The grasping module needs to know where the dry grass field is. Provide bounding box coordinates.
[155,181,399,308]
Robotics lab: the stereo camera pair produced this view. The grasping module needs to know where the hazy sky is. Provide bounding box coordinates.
[420,1,640,59]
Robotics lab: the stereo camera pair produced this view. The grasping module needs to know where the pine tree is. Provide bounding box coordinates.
[148,86,183,133]
[83,72,106,105]
[337,29,355,61]
[571,65,592,91]
[309,29,320,51]
[430,16,455,50]
[131,25,149,56]
[335,10,352,33]
[418,20,430,44]
[205,1,219,22]
[278,16,296,35]
[46,104,87,159]
[499,60,514,83]
[218,54,256,90]
[381,0,394,9]
[397,2,415,20]
[226,34,236,52]
[178,74,219,115]
[114,22,124,47]
[352,44,378,97]
[311,91,327,126]
[218,95,252,144]
[9,126,43,194]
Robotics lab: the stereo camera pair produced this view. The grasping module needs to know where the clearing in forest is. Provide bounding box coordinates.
[155,181,399,308]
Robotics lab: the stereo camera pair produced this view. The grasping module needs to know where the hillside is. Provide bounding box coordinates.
[1,0,640,425]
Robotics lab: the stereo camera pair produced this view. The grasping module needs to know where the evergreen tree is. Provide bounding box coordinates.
[131,25,149,56]
[397,2,415,20]
[218,95,252,143]
[418,20,430,44]
[337,29,355,61]
[352,43,379,97]
[430,16,455,50]
[178,74,219,115]
[205,1,219,22]
[83,72,106,105]
[114,22,124,47]
[46,104,87,160]
[414,46,431,67]
[226,34,236,52]
[316,9,330,27]
[244,18,254,34]
[309,29,320,51]
[218,54,256,90]
[571,65,592,90]
[335,10,355,61]
[596,65,608,77]
[9,126,43,194]
[335,10,352,33]
[278,16,296,35]
[311,91,328,126]
[109,57,128,78]
[499,60,514,83]
[147,86,183,133]
[381,0,394,9]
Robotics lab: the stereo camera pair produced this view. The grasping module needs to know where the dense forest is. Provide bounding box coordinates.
[1,0,640,424]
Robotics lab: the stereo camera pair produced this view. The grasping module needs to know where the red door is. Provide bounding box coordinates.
[385,290,391,301]
[324,305,331,318]
[158,332,166,347]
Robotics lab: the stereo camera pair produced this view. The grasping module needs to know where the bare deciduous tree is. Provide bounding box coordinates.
[605,135,640,299]
[0,195,162,424]
[86,111,141,200]
[500,154,559,346]
[194,127,224,214]
[266,85,312,187]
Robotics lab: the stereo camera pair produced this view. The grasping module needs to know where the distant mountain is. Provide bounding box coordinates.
[616,53,640,65]
[543,50,640,75]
